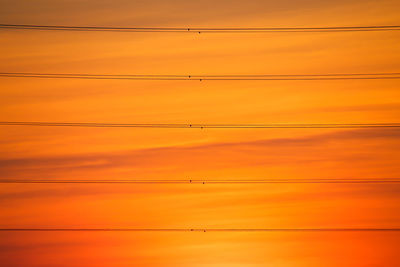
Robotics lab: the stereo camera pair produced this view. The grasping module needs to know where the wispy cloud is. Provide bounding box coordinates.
[1,128,399,178]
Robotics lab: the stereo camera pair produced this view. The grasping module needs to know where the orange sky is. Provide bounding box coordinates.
[1,0,400,266]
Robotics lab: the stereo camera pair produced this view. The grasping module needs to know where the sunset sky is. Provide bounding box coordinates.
[1,0,400,266]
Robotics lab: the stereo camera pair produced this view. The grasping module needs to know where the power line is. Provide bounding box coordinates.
[1,122,400,129]
[1,228,399,232]
[1,24,400,33]
[2,71,400,77]
[1,72,400,81]
[2,179,400,184]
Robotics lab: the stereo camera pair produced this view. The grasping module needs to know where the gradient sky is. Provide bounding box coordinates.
[1,0,400,266]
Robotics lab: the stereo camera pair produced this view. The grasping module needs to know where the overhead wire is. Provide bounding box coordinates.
[1,228,399,232]
[1,72,400,81]
[2,179,400,184]
[1,24,400,33]
[1,122,400,128]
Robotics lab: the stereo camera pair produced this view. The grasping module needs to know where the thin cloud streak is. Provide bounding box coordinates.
[0,128,399,178]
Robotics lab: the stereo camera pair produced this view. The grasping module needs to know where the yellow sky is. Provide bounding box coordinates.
[0,0,400,266]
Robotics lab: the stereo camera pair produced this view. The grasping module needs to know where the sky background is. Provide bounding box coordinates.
[1,0,400,266]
